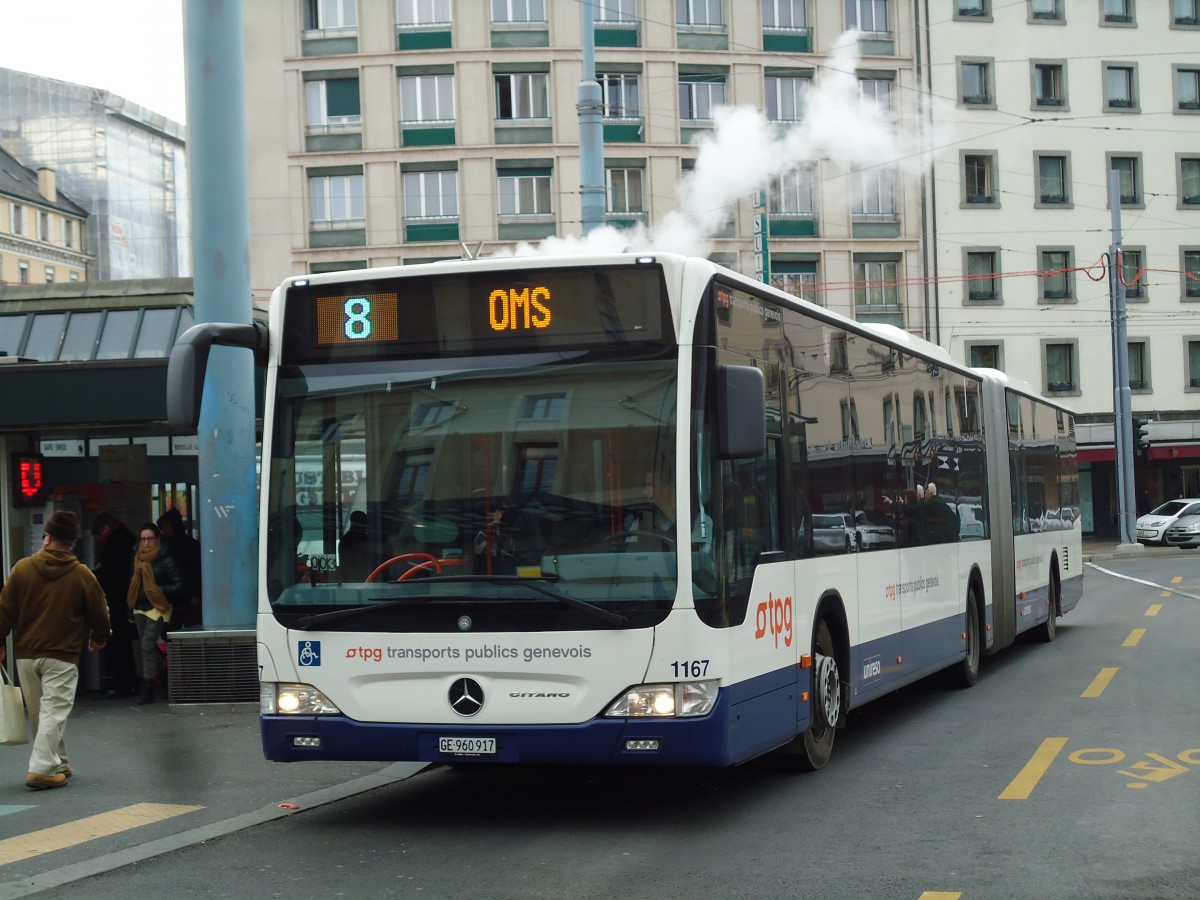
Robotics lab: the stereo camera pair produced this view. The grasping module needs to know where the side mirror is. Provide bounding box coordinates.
[717,364,765,459]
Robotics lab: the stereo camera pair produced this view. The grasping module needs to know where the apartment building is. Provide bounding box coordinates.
[927,0,1200,529]
[243,0,932,335]
[0,145,89,287]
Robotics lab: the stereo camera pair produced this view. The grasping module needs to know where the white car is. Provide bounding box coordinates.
[812,513,857,554]
[854,510,896,550]
[1136,499,1200,545]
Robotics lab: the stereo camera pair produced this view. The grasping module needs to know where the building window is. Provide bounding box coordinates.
[1176,67,1200,111]
[676,0,723,27]
[770,166,816,217]
[10,204,23,236]
[69,271,80,281]
[765,75,809,123]
[594,0,637,22]
[963,153,996,205]
[1127,341,1148,390]
[1181,157,1200,205]
[309,173,365,228]
[1103,63,1137,110]
[956,0,989,16]
[606,168,644,213]
[965,250,999,301]
[1029,0,1062,20]
[18,261,29,284]
[959,59,993,106]
[1033,62,1065,107]
[1109,154,1142,205]
[969,343,1001,369]
[1101,0,1133,23]
[1184,250,1200,299]
[63,219,75,249]
[763,0,808,29]
[495,73,549,119]
[492,0,546,23]
[1040,248,1074,301]
[1175,0,1199,25]
[305,78,360,130]
[1036,154,1070,205]
[397,0,451,25]
[38,211,50,242]
[400,74,454,123]
[44,266,55,283]
[598,73,640,119]
[853,167,896,219]
[498,171,552,216]
[1045,342,1077,393]
[770,262,819,303]
[854,259,900,308]
[1188,339,1200,388]
[404,171,458,219]
[1122,248,1146,299]
[859,77,893,113]
[846,0,889,33]
[304,0,356,32]
[679,76,726,121]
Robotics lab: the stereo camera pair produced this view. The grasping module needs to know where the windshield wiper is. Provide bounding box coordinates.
[292,575,626,630]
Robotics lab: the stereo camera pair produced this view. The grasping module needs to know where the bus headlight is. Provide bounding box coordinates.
[262,683,341,715]
[604,681,718,718]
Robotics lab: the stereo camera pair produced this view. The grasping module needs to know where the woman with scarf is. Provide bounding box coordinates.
[126,523,183,704]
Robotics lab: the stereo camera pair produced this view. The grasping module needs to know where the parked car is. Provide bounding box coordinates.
[1163,513,1200,548]
[853,510,896,550]
[1136,499,1200,545]
[812,513,857,554]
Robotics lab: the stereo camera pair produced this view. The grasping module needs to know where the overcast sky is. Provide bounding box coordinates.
[4,0,187,123]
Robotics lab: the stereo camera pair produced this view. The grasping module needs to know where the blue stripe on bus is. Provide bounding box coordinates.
[262,664,807,767]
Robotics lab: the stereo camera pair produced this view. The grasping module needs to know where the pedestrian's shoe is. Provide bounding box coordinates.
[25,772,68,791]
[137,679,156,705]
[58,766,73,779]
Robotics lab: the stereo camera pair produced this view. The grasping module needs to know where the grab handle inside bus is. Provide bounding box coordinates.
[717,364,766,459]
[167,321,269,429]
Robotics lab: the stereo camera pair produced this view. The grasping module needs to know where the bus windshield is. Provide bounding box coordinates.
[264,352,680,631]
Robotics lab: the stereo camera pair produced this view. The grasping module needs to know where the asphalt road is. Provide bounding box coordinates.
[3,554,1198,900]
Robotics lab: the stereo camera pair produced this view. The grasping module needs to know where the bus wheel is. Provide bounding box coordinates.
[1035,570,1059,643]
[797,619,840,771]
[951,587,981,688]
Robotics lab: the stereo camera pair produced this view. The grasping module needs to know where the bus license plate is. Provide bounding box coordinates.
[438,737,496,756]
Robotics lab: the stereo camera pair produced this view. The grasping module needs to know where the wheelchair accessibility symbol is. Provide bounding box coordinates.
[298,641,321,667]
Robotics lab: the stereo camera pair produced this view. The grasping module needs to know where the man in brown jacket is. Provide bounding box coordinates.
[0,510,110,790]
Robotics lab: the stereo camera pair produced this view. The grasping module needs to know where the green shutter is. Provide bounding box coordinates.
[325,78,360,116]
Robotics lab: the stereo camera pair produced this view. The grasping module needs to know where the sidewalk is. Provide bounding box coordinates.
[1082,535,1191,561]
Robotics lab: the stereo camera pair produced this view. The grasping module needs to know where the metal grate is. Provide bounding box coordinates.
[168,631,258,704]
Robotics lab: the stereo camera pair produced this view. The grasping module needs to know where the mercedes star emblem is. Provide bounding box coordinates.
[449,677,484,717]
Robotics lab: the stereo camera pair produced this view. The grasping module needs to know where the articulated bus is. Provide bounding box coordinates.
[169,253,1082,770]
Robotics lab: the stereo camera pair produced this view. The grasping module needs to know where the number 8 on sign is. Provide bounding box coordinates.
[344,297,372,340]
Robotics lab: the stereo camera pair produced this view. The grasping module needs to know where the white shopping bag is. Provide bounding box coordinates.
[1,666,28,745]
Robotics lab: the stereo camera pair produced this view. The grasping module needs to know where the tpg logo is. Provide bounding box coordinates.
[754,592,793,649]
[298,640,321,667]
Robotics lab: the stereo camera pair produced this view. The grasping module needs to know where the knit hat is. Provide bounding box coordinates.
[45,510,81,544]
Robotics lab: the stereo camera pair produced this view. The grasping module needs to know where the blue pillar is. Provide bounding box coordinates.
[184,0,257,628]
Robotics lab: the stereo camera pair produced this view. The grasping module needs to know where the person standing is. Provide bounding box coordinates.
[157,509,202,628]
[90,512,138,696]
[126,524,183,705]
[0,510,110,790]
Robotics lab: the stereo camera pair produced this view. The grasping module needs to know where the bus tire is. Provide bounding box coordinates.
[1034,568,1060,643]
[951,585,981,688]
[796,619,840,771]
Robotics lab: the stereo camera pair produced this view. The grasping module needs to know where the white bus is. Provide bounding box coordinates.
[169,253,1082,769]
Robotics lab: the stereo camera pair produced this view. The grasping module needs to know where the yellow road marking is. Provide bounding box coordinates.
[1172,576,1182,584]
[1082,667,1119,698]
[1145,604,1163,616]
[1122,628,1146,647]
[999,737,1068,800]
[919,893,962,899]
[0,802,202,865]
